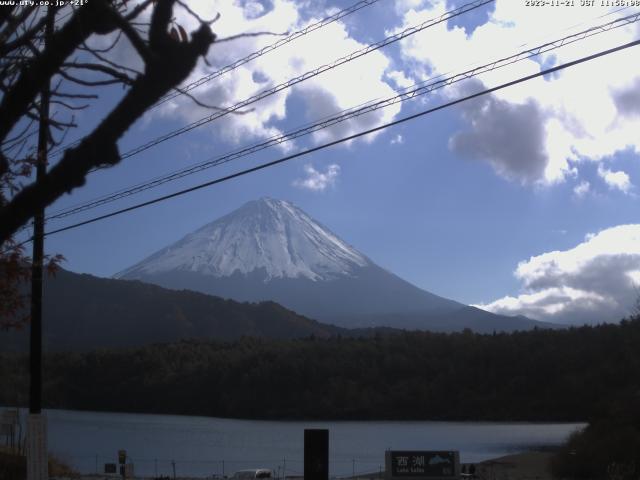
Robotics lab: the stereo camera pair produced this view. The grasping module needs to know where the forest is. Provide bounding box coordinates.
[2,318,639,422]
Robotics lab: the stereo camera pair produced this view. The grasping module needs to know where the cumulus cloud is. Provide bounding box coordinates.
[386,70,414,89]
[394,0,425,15]
[153,0,400,149]
[449,81,548,184]
[391,134,404,145]
[293,164,340,191]
[242,1,267,19]
[476,225,640,325]
[613,77,640,118]
[598,165,633,194]
[573,180,590,199]
[392,0,640,187]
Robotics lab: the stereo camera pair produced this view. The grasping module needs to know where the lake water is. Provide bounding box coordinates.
[21,409,584,478]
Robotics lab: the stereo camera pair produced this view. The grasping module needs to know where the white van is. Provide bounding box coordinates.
[232,469,273,480]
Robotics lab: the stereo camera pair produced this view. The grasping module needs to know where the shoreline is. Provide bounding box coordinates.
[3,405,588,424]
[474,451,555,480]
[57,451,556,480]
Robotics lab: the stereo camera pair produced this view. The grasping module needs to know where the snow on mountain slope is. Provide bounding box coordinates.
[116,198,369,282]
[115,198,556,332]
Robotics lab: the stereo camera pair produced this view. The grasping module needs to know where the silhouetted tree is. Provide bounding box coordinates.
[0,0,218,327]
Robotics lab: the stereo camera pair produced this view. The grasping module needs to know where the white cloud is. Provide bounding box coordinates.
[394,0,426,15]
[598,165,632,194]
[243,1,266,19]
[573,180,590,199]
[449,81,548,184]
[613,77,640,118]
[153,0,401,150]
[293,164,340,191]
[476,225,640,324]
[393,1,640,187]
[390,134,404,145]
[386,70,414,89]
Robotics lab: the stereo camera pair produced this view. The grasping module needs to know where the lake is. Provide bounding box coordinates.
[27,409,584,478]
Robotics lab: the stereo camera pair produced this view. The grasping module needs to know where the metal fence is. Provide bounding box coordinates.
[55,454,386,480]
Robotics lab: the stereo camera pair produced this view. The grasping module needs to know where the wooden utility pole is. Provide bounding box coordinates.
[27,7,54,480]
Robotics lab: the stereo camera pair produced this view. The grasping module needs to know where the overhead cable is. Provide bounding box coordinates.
[93,0,495,163]
[153,0,383,108]
[47,0,383,158]
[32,36,640,241]
[44,9,640,222]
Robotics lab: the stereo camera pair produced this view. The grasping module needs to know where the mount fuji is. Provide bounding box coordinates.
[116,198,552,332]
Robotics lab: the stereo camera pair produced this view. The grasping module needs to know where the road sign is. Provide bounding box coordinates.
[386,451,460,480]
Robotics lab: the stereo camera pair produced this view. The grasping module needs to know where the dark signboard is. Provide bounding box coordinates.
[104,463,117,474]
[386,451,459,479]
[304,429,329,480]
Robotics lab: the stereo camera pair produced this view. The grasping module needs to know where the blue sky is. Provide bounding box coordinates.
[24,0,640,324]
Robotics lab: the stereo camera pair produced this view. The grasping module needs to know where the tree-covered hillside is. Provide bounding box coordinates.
[2,319,639,421]
[0,269,344,352]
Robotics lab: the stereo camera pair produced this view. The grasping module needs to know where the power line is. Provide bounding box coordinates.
[47,0,383,158]
[112,0,493,162]
[44,94,395,219]
[15,6,639,236]
[153,0,383,108]
[33,36,640,241]
[43,10,640,222]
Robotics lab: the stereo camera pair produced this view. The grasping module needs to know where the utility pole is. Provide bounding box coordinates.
[27,7,53,480]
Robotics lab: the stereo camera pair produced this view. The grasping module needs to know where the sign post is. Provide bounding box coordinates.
[118,450,127,479]
[26,414,47,480]
[304,429,329,480]
[385,451,460,480]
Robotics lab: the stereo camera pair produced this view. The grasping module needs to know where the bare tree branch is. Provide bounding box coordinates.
[176,0,220,26]
[173,85,254,114]
[0,13,49,57]
[110,14,153,64]
[124,0,155,22]
[52,91,99,99]
[0,0,120,143]
[78,30,124,54]
[49,100,89,111]
[0,0,216,244]
[0,6,37,46]
[58,69,129,87]
[215,31,288,44]
[62,62,136,84]
[82,44,143,77]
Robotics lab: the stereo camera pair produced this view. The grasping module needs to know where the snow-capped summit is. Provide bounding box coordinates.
[116,198,369,282]
[116,198,552,332]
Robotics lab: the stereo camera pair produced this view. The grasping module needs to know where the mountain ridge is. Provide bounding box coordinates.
[1,266,562,353]
[117,197,556,332]
[0,268,347,353]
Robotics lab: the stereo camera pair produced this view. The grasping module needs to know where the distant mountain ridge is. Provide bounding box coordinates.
[117,197,556,332]
[0,268,345,353]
